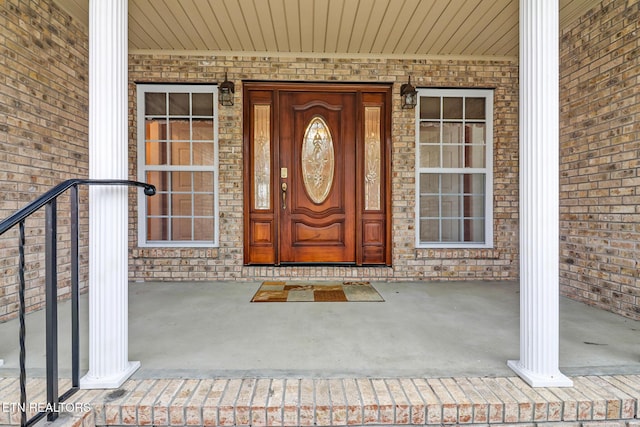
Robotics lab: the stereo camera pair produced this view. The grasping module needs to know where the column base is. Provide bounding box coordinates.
[80,361,140,389]
[507,360,573,388]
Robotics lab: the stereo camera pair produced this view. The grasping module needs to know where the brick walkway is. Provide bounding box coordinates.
[1,375,640,426]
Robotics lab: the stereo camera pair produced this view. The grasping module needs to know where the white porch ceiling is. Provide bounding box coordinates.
[55,0,599,58]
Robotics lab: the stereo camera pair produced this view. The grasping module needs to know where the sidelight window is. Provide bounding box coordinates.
[415,89,493,248]
[137,84,219,247]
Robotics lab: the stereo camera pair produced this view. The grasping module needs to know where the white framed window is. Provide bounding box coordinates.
[137,84,219,247]
[415,88,494,248]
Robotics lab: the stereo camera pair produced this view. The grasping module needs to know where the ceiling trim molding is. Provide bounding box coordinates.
[129,49,518,63]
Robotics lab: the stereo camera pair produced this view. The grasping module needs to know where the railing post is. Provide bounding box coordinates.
[45,201,59,421]
[70,185,80,388]
[18,221,27,427]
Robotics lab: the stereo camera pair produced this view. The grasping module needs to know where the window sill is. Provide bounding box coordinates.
[414,248,500,260]
[131,247,220,259]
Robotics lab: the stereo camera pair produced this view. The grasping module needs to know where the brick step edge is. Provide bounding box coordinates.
[1,376,640,426]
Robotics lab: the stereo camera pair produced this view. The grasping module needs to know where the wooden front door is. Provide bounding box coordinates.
[279,91,356,263]
[244,82,391,266]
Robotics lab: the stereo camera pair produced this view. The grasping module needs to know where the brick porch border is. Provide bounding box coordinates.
[1,375,640,426]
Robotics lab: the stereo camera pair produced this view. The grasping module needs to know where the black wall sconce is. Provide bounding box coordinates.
[219,72,235,106]
[400,76,417,109]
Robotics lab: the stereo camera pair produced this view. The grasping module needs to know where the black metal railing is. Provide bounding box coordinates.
[0,179,155,426]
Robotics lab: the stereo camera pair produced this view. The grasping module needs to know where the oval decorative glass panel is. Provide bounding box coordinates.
[301,117,334,204]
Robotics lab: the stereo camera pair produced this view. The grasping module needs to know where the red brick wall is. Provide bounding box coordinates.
[0,0,89,321]
[559,0,640,319]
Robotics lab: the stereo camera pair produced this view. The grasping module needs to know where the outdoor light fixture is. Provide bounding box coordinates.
[219,72,235,106]
[400,76,417,109]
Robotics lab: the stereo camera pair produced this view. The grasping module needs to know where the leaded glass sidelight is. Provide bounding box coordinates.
[364,107,381,210]
[301,117,334,204]
[253,105,271,209]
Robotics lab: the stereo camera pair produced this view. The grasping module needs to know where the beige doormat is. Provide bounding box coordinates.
[251,281,384,302]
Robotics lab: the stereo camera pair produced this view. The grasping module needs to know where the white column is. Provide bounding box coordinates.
[81,0,139,389]
[507,0,572,387]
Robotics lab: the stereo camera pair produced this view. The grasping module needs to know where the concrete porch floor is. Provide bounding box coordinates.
[0,280,638,378]
[1,280,640,427]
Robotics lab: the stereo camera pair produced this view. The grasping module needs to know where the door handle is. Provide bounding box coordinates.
[281,182,288,210]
